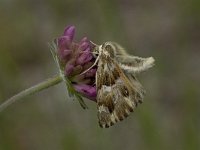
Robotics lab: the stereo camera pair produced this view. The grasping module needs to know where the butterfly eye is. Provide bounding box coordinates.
[92,52,98,58]
[105,44,113,51]
[91,47,99,58]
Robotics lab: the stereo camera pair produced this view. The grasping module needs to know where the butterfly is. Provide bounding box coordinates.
[92,42,155,128]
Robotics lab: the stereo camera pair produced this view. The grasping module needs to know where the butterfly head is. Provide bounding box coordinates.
[99,42,116,58]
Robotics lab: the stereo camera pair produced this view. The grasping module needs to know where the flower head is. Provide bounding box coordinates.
[56,25,97,102]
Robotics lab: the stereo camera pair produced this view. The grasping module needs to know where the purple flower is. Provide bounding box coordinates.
[56,25,97,102]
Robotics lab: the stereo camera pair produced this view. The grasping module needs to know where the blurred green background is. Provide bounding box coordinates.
[0,0,200,150]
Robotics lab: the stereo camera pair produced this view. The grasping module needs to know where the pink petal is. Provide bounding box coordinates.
[74,84,97,99]
[63,26,75,41]
[65,64,74,76]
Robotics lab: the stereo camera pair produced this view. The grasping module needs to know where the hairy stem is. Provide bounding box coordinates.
[0,75,63,112]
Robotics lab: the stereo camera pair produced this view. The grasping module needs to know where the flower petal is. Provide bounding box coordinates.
[58,36,71,51]
[58,49,72,61]
[78,42,90,51]
[76,51,93,65]
[65,64,74,76]
[63,26,75,41]
[80,37,89,44]
[74,84,97,100]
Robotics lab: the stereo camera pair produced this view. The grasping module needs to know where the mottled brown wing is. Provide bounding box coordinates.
[96,56,145,128]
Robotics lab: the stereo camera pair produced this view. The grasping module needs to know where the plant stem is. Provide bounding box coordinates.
[0,75,63,113]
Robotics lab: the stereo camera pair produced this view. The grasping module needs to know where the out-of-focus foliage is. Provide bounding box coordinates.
[0,0,199,150]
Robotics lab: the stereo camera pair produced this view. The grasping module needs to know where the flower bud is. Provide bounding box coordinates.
[63,26,75,41]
